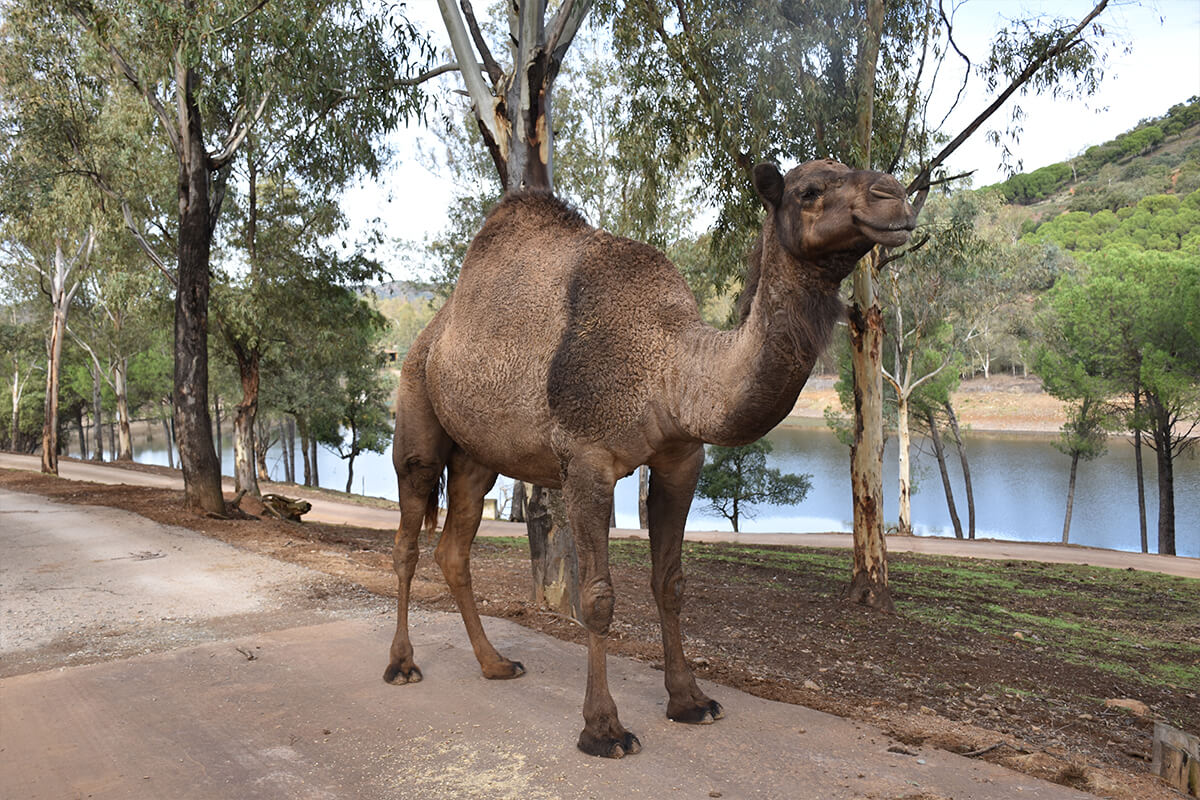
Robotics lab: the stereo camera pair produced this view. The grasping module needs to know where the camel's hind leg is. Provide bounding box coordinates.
[435,448,525,679]
[648,446,723,724]
[385,378,451,685]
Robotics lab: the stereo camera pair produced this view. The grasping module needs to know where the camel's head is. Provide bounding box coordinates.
[754,159,917,278]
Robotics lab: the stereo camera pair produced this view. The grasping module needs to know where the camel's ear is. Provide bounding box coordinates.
[753,163,784,209]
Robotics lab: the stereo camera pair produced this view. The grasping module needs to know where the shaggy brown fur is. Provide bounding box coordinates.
[384,159,916,758]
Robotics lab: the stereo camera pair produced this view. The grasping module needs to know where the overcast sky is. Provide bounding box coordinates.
[344,0,1200,282]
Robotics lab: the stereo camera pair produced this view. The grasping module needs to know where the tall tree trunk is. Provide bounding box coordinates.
[1133,389,1148,554]
[213,393,223,471]
[345,421,358,494]
[299,418,312,487]
[74,406,87,460]
[638,465,650,529]
[944,400,975,539]
[1152,415,1176,556]
[846,0,891,610]
[173,60,225,513]
[1062,451,1080,544]
[161,414,175,469]
[90,362,104,461]
[255,419,271,482]
[114,357,133,460]
[40,305,67,475]
[285,417,296,484]
[526,484,581,618]
[310,435,319,488]
[10,366,23,449]
[925,408,963,539]
[232,349,261,496]
[896,392,912,537]
[510,480,526,522]
[108,415,116,457]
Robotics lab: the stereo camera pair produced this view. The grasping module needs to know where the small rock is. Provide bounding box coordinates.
[803,679,822,691]
[1079,713,1094,721]
[919,706,936,716]
[1104,698,1149,717]
[898,702,909,711]
[709,792,722,798]
[1012,631,1024,640]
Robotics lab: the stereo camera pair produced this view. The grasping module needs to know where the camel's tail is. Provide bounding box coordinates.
[423,472,444,533]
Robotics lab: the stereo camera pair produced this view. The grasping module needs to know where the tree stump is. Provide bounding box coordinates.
[261,493,312,521]
[525,485,581,620]
[1153,721,1199,797]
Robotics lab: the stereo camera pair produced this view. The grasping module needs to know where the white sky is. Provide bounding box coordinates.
[343,0,1200,282]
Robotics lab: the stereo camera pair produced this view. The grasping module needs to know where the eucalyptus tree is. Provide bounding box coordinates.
[0,303,45,451]
[601,0,1115,608]
[51,0,430,512]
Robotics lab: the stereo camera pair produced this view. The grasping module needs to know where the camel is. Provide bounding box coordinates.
[385,159,917,758]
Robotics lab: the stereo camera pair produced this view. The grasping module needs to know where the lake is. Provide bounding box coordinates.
[113,419,1198,558]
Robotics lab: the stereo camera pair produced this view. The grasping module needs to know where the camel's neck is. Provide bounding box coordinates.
[676,216,844,446]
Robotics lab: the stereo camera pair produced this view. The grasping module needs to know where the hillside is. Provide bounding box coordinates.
[984,96,1200,221]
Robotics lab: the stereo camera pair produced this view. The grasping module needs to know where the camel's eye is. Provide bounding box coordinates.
[795,185,822,203]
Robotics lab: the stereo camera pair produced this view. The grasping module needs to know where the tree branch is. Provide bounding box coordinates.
[393,61,478,86]
[211,88,272,170]
[459,1,503,86]
[907,0,1110,201]
[121,202,177,287]
[204,0,271,40]
[436,0,503,148]
[545,0,592,63]
[72,9,181,156]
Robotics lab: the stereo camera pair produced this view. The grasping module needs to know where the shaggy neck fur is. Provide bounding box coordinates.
[678,214,845,445]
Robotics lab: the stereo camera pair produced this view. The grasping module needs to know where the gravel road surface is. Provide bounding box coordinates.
[0,488,1096,799]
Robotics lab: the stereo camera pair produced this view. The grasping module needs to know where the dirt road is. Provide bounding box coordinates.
[3,452,1195,579]
[1,488,1095,799]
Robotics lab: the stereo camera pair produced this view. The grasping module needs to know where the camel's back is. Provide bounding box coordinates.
[422,192,700,478]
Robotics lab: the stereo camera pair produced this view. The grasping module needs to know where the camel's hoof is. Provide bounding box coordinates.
[483,660,526,680]
[577,730,642,759]
[668,699,723,724]
[383,663,422,685]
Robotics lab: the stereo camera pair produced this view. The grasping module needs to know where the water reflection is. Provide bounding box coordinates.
[115,419,1197,557]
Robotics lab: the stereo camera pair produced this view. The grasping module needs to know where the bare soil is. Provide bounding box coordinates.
[792,374,1067,432]
[2,467,1195,800]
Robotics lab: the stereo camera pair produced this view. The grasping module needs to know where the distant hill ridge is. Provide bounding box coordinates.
[985,96,1200,212]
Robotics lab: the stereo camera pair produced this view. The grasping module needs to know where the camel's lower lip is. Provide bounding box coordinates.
[861,223,912,246]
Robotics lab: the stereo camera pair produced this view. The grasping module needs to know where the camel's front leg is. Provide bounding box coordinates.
[562,456,641,758]
[648,447,724,724]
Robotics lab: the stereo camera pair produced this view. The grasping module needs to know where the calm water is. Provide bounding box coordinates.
[113,419,1198,557]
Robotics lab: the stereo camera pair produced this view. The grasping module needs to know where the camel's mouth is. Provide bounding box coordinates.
[856,217,915,247]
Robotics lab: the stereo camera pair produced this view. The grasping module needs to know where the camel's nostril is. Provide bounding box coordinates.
[870,184,904,201]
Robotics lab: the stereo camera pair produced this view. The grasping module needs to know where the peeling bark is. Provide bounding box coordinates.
[114,357,132,460]
[896,393,912,537]
[847,266,892,611]
[233,350,261,496]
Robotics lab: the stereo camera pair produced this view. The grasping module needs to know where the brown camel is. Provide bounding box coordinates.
[385,159,916,758]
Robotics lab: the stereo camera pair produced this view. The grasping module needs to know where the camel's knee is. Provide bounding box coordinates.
[434,541,469,585]
[653,571,685,614]
[393,533,419,574]
[581,579,615,635]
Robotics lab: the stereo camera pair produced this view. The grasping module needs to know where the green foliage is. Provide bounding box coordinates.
[695,439,812,533]
[1028,190,1200,253]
